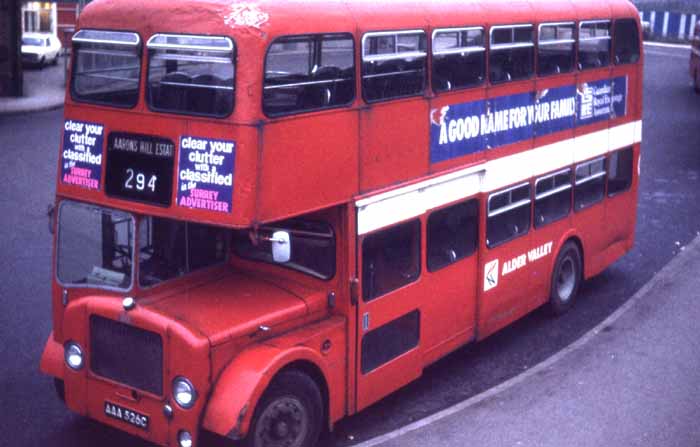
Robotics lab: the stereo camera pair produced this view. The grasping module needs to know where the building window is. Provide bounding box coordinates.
[432,27,485,92]
[575,157,606,210]
[535,169,572,227]
[489,24,534,84]
[427,199,478,271]
[362,220,420,301]
[362,30,427,102]
[487,183,531,247]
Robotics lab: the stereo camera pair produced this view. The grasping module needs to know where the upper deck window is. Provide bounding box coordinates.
[362,30,427,102]
[263,33,355,117]
[432,27,485,92]
[579,20,611,69]
[538,22,575,76]
[71,29,141,108]
[147,34,235,117]
[489,24,534,84]
[613,19,640,65]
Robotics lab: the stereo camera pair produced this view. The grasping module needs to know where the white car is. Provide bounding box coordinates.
[22,33,62,67]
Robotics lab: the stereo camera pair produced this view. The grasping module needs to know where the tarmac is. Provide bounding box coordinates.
[3,41,700,447]
[0,55,66,115]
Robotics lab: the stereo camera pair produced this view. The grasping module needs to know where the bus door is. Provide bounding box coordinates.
[479,183,534,338]
[355,219,423,411]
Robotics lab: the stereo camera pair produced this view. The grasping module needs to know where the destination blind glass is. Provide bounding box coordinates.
[105,133,175,206]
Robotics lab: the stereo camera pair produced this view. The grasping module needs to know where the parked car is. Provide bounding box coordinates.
[21,33,62,68]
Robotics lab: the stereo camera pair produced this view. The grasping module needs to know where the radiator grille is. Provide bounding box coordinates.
[90,315,163,395]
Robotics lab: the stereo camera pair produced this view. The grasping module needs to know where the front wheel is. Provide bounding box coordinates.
[548,241,582,316]
[244,370,323,447]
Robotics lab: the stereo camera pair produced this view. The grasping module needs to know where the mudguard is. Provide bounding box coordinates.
[40,332,64,380]
[202,343,331,440]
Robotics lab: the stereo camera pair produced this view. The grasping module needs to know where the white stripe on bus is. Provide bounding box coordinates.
[355,120,642,235]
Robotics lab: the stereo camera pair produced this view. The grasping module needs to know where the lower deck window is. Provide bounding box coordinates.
[361,310,420,374]
[362,220,420,301]
[575,157,606,210]
[607,147,633,196]
[487,183,531,247]
[535,169,572,227]
[427,200,478,271]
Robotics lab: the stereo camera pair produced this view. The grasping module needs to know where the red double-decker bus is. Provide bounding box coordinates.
[40,1,643,446]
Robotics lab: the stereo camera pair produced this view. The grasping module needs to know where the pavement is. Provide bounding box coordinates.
[0,55,66,115]
[358,235,700,447]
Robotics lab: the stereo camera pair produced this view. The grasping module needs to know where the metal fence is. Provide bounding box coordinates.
[639,10,699,40]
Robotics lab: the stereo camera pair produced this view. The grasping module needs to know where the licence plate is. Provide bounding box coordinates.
[104,401,149,430]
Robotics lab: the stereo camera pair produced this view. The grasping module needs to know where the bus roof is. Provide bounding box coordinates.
[79,0,638,39]
[67,0,641,229]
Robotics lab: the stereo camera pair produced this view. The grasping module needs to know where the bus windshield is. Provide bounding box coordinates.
[57,201,134,290]
[57,201,229,290]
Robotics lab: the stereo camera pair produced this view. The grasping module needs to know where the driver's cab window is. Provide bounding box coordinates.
[138,217,228,287]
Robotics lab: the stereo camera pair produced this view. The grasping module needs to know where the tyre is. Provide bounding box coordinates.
[39,57,45,69]
[694,70,700,95]
[548,241,582,316]
[54,378,65,403]
[244,370,323,447]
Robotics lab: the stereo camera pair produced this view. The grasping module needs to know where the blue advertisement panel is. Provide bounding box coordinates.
[611,76,628,119]
[534,85,577,137]
[429,76,627,164]
[61,120,104,190]
[177,136,235,213]
[577,78,614,126]
[430,99,487,163]
[487,91,535,149]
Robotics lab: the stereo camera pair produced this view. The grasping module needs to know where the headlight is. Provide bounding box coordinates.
[178,430,193,447]
[64,342,84,370]
[173,377,197,409]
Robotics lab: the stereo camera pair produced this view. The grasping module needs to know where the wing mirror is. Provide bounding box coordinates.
[270,231,291,263]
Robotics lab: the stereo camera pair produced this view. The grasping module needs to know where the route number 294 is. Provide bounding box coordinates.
[124,168,157,193]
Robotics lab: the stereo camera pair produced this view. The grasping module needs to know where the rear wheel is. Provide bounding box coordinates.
[548,241,582,316]
[694,70,700,94]
[244,370,323,447]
